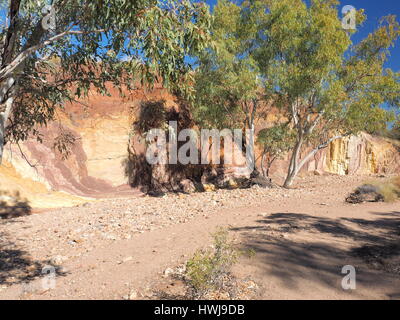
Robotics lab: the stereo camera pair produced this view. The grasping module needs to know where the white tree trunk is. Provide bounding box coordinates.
[0,77,15,164]
[0,96,14,164]
[283,135,344,188]
[284,137,303,188]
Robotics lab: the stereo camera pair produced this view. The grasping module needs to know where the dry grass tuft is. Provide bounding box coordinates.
[346,176,400,204]
[368,177,400,202]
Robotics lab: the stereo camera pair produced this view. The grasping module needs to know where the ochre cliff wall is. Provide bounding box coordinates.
[268,133,400,177]
[1,87,399,208]
[0,85,178,208]
[324,133,400,175]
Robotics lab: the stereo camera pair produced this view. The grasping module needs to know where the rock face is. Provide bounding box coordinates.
[269,133,400,177]
[324,134,400,175]
[0,84,179,207]
[1,85,399,209]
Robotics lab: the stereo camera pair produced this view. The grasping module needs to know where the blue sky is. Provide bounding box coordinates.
[205,0,400,72]
[1,1,398,70]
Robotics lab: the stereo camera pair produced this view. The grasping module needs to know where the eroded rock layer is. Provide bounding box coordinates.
[0,85,178,208]
[1,86,399,208]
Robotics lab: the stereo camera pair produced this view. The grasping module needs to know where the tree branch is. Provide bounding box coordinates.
[0,28,106,81]
[295,134,348,174]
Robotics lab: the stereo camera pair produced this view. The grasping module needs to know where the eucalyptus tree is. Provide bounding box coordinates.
[0,0,212,162]
[252,0,400,187]
[193,0,266,132]
[257,123,295,178]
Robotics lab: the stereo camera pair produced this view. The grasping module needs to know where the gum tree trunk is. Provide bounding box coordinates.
[0,79,15,164]
[283,136,303,188]
[283,135,345,188]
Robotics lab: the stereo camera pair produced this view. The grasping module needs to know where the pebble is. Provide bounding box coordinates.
[51,255,68,265]
[128,290,138,300]
[163,268,174,277]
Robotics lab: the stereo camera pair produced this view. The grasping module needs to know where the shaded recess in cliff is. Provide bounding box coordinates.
[124,98,205,193]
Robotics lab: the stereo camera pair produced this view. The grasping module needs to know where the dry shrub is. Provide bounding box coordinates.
[346,177,400,204]
[393,176,400,189]
[367,177,400,202]
[133,100,167,135]
[185,228,241,298]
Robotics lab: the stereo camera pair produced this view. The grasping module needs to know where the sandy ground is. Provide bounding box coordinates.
[0,175,399,300]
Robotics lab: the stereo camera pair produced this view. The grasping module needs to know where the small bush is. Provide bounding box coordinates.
[392,176,400,190]
[378,184,398,202]
[185,228,241,298]
[370,177,400,202]
[348,177,400,203]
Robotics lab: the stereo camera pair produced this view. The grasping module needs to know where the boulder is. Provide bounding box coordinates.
[249,175,274,188]
[179,179,196,194]
[202,183,217,192]
[242,170,274,188]
[346,184,384,204]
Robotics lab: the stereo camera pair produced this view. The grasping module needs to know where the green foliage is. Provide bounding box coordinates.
[192,0,264,130]
[133,100,168,136]
[257,123,296,177]
[1,0,212,146]
[193,0,399,186]
[388,121,400,140]
[253,0,399,136]
[186,228,241,297]
[370,120,400,140]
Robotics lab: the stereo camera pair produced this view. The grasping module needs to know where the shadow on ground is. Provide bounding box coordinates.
[0,191,31,219]
[0,229,67,287]
[231,211,400,295]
